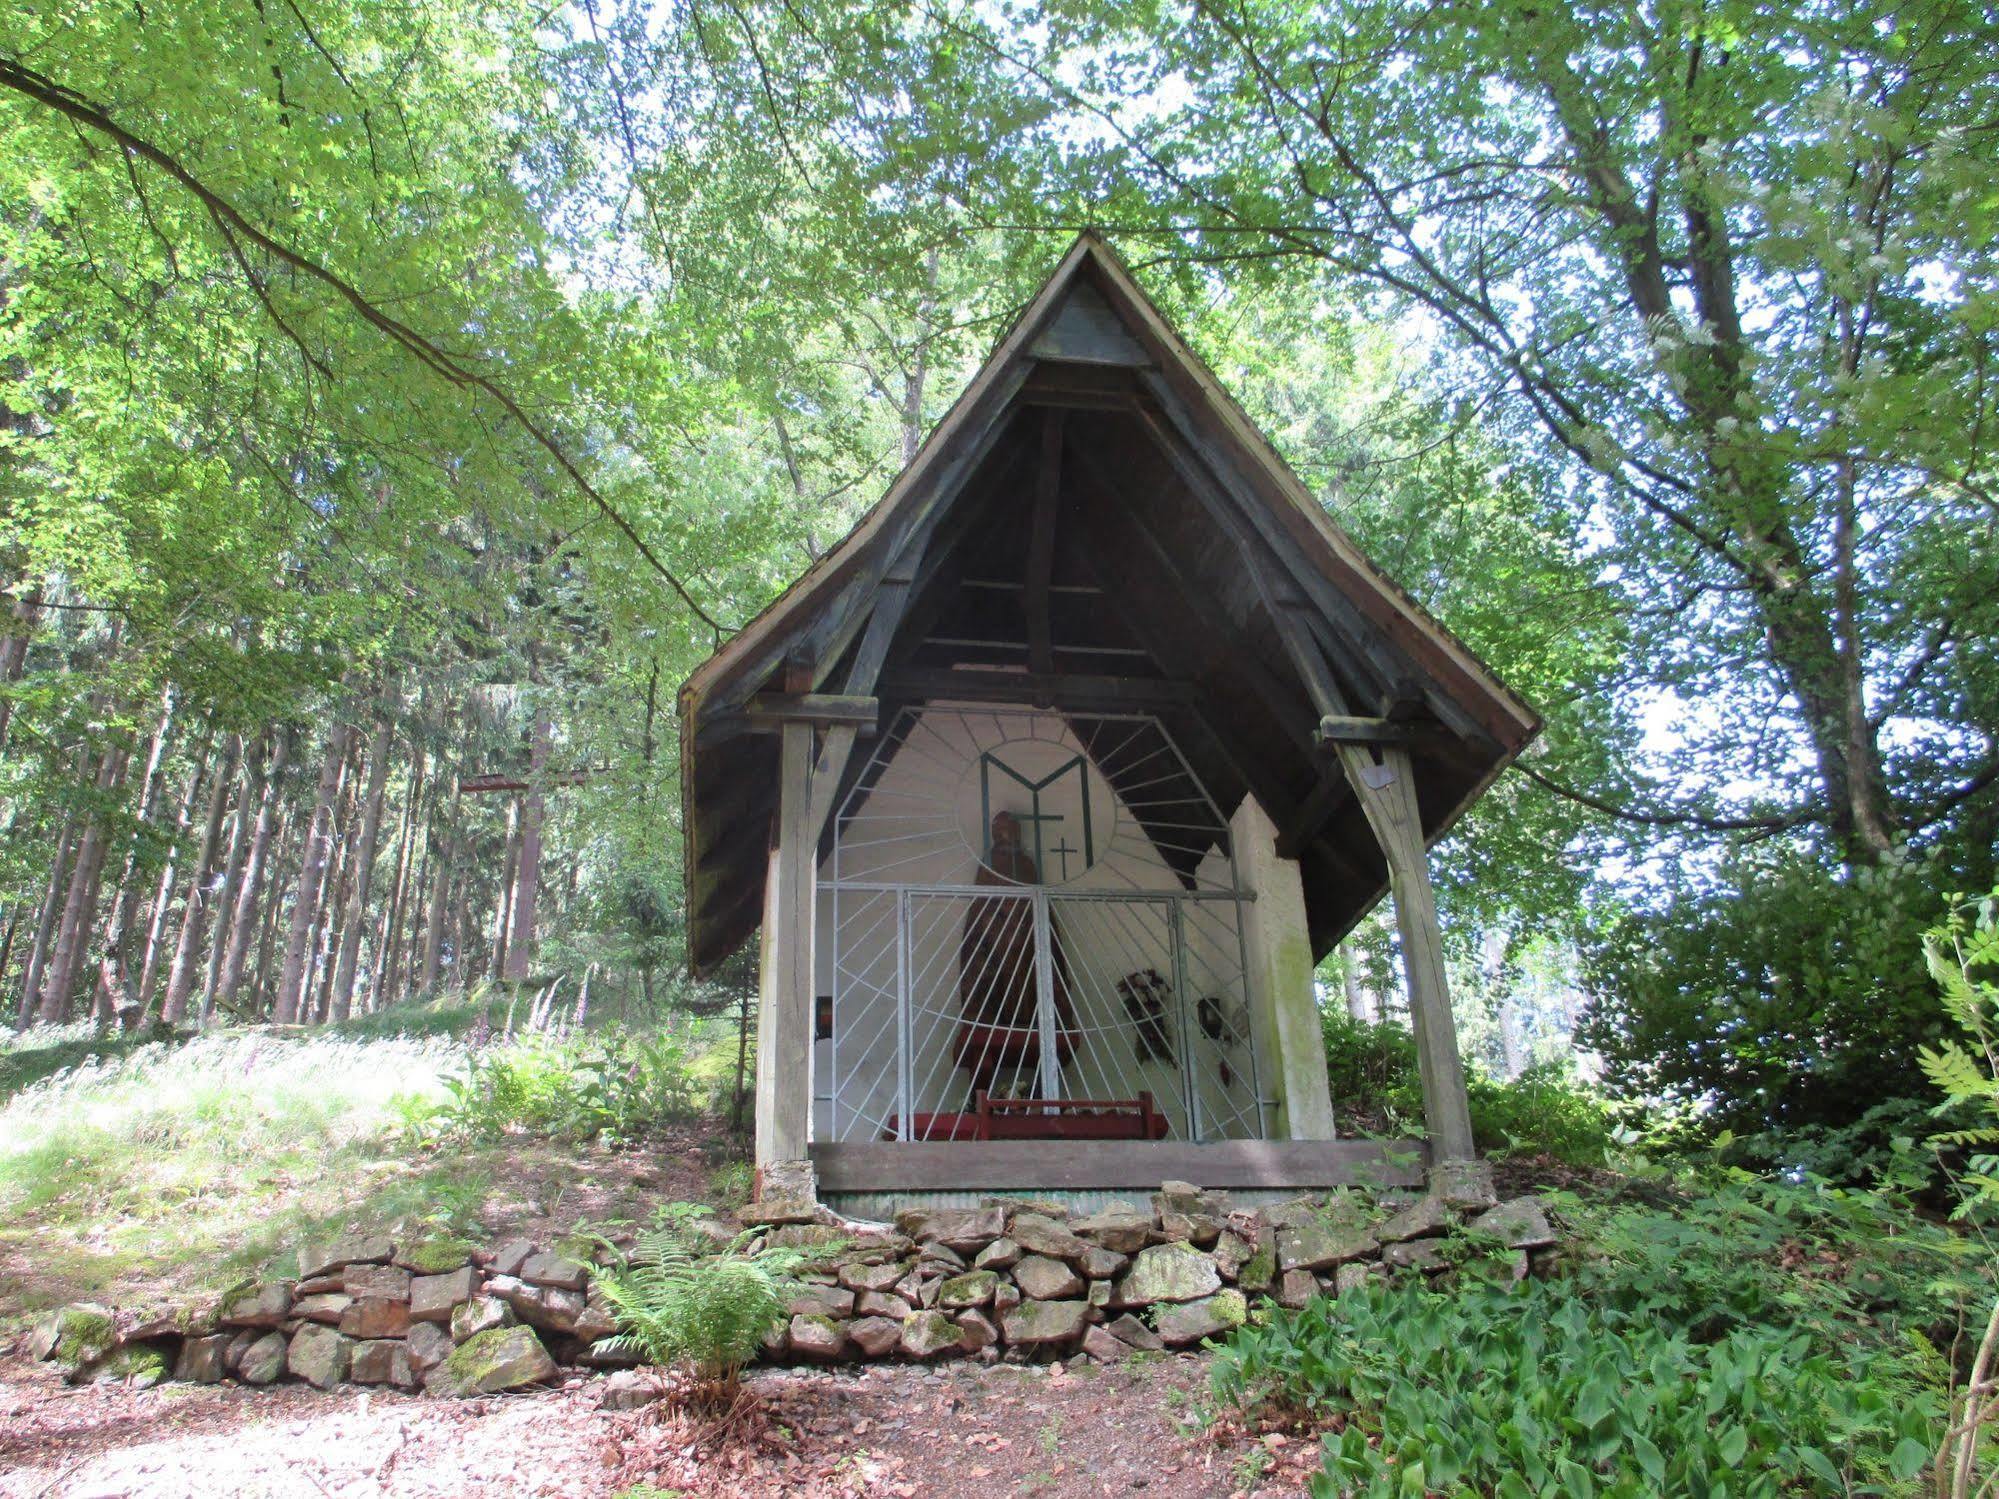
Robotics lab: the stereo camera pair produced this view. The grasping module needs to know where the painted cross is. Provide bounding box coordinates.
[978,748,1095,879]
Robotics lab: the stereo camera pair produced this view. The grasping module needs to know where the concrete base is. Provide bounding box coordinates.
[744,1158,819,1225]
[1428,1157,1497,1212]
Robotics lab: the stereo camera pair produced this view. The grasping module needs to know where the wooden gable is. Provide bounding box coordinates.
[678,234,1539,975]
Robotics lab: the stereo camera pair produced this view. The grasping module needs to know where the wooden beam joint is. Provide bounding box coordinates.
[741,693,880,734]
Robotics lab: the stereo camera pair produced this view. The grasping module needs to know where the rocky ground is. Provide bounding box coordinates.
[0,1343,1318,1497]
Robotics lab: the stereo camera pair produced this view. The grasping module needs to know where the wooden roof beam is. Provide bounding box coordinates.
[1025,409,1064,676]
[878,667,1197,712]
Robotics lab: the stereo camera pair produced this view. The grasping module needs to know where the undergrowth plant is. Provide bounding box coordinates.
[425,1029,698,1145]
[591,1210,820,1409]
[1919,889,1999,1499]
[1215,1277,1941,1498]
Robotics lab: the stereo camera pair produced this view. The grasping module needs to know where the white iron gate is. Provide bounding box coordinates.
[819,708,1267,1143]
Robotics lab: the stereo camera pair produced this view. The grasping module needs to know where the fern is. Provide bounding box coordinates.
[590,1217,820,1402]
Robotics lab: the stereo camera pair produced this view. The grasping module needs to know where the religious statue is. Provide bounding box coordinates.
[955,810,1076,1092]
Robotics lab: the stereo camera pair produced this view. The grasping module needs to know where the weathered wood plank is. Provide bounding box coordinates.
[741,693,881,731]
[1025,410,1064,676]
[809,1138,1428,1192]
[879,668,1198,710]
[1335,743,1476,1163]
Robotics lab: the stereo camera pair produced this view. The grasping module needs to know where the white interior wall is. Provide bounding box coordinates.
[812,704,1262,1142]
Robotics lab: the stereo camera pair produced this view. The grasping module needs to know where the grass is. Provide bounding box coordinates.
[0,1022,476,1320]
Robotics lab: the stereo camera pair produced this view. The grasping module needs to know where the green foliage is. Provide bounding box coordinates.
[1318,1009,1421,1126]
[429,1030,698,1146]
[1466,1068,1618,1169]
[1215,1276,1942,1499]
[590,1220,808,1396]
[1567,1179,1978,1355]
[0,1026,472,1300]
[1215,1172,1985,1495]
[1582,855,1952,1178]
[1920,891,1999,1210]
[1321,1008,1614,1166]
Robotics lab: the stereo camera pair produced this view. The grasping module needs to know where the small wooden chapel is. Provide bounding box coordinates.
[679,234,1539,1216]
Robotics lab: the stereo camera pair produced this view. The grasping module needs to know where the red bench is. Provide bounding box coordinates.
[884,1090,1169,1142]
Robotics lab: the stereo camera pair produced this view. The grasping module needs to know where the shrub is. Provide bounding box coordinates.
[432,1029,697,1144]
[1321,1007,1615,1166]
[1466,1064,1616,1167]
[1319,1009,1421,1127]
[591,1215,810,1406]
[1580,852,1950,1180]
[1214,1277,1941,1498]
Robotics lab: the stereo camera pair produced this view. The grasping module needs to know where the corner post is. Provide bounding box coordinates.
[1232,795,1337,1141]
[754,715,817,1179]
[1334,744,1476,1164]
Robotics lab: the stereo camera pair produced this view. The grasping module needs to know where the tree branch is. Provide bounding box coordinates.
[0,54,731,640]
[1513,762,1811,832]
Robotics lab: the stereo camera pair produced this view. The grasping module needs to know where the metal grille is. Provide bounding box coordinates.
[819,707,1266,1143]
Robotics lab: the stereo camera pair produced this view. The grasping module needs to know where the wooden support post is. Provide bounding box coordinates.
[754,717,818,1173]
[1334,743,1476,1164]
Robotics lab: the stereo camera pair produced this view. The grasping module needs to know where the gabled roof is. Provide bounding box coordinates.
[679,233,1539,975]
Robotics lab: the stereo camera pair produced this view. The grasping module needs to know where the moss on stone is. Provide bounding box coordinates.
[427,1325,557,1397]
[1237,1242,1276,1292]
[397,1236,478,1275]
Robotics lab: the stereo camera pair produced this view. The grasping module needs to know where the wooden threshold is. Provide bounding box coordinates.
[809,1138,1428,1193]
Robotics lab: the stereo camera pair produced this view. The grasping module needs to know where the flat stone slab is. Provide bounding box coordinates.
[287,1325,352,1390]
[1009,1213,1091,1262]
[1472,1198,1557,1250]
[410,1267,477,1322]
[424,1326,557,1397]
[899,1310,963,1358]
[999,1299,1089,1346]
[344,1264,412,1300]
[936,1271,998,1310]
[298,1236,394,1281]
[1275,1221,1378,1274]
[1377,1196,1455,1244]
[848,1316,902,1357]
[1156,1289,1248,1347]
[1012,1255,1083,1301]
[219,1282,294,1329]
[1116,1242,1221,1306]
[1070,1207,1151,1254]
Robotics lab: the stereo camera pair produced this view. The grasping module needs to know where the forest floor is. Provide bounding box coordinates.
[0,1342,1307,1498]
[0,1023,1308,1498]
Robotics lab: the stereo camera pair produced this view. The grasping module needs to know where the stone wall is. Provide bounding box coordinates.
[22,1183,1558,1397]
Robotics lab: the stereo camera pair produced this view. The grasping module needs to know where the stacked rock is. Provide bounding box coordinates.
[755,1182,1559,1366]
[22,1184,1560,1393]
[27,1232,626,1398]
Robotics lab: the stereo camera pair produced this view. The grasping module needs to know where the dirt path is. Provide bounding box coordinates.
[0,1347,1315,1498]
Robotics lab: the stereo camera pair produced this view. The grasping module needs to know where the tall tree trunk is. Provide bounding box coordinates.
[136,752,210,1024]
[490,799,520,985]
[163,735,240,1023]
[504,713,551,983]
[41,740,132,1024]
[379,745,425,1008]
[274,724,351,1024]
[420,787,459,995]
[305,731,362,1025]
[248,807,293,1015]
[97,690,179,1027]
[18,801,79,1028]
[328,710,394,1022]
[210,731,289,1021]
